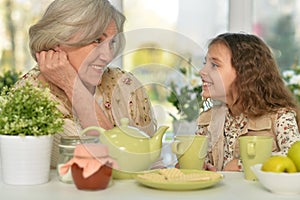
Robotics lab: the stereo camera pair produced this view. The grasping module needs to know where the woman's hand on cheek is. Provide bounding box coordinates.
[37,50,78,92]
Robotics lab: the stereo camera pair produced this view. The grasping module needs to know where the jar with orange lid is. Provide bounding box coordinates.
[59,143,119,190]
[57,136,98,183]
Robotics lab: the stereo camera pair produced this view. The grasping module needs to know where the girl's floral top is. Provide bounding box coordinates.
[197,108,300,170]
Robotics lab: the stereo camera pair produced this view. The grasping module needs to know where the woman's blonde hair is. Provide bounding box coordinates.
[29,0,125,61]
[209,33,300,126]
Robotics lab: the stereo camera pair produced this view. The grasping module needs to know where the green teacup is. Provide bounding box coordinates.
[239,136,273,181]
[172,135,208,170]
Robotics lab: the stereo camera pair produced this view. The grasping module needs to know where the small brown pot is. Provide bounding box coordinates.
[71,163,112,190]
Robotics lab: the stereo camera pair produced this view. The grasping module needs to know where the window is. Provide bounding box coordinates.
[119,0,229,126]
[253,0,300,71]
[0,0,53,72]
[121,0,229,71]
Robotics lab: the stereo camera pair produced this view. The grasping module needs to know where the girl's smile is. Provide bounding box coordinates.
[200,42,236,104]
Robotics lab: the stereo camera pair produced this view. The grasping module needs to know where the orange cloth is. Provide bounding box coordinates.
[59,144,119,178]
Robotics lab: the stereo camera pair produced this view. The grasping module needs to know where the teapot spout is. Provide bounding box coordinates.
[149,126,169,152]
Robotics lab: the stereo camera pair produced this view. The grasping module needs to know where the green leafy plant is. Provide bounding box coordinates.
[167,67,203,122]
[282,63,300,102]
[0,81,64,136]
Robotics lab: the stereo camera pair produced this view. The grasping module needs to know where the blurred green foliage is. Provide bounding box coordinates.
[282,63,300,102]
[0,69,21,92]
[167,67,203,122]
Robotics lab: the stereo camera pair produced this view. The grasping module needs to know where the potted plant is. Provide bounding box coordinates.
[0,81,64,185]
[167,66,203,135]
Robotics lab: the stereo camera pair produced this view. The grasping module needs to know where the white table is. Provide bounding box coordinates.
[1,170,300,200]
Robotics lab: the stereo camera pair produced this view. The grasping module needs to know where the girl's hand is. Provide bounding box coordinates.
[203,163,217,171]
[175,162,217,172]
[223,159,240,171]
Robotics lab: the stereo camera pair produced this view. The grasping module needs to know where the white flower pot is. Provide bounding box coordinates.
[0,135,53,185]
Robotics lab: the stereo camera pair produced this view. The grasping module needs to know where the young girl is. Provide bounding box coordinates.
[197,33,300,171]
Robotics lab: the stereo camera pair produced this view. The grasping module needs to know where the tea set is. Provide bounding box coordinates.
[57,118,298,195]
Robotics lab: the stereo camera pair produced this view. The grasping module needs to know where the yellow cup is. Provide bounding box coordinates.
[172,135,208,170]
[239,136,273,181]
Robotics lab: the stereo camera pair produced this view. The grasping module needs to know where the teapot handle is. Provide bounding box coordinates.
[80,126,105,136]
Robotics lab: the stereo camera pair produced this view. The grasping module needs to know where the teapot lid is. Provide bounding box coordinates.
[118,118,150,138]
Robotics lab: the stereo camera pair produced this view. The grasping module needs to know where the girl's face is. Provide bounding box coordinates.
[200,42,237,104]
[59,20,118,88]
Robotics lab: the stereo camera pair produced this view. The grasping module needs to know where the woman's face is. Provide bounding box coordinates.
[200,42,237,104]
[59,20,118,87]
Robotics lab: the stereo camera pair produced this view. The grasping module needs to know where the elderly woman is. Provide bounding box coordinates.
[16,0,157,168]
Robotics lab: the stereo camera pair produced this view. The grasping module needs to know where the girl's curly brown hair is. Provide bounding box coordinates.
[209,33,300,125]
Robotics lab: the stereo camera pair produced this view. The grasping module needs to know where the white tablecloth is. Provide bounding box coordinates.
[1,170,300,200]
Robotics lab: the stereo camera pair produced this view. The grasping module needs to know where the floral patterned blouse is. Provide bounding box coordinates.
[196,108,300,170]
[15,66,157,168]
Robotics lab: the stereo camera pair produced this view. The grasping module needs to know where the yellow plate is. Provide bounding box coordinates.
[135,169,223,191]
[112,168,159,180]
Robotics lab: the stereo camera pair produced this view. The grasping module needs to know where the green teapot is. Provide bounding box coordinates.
[81,118,169,172]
